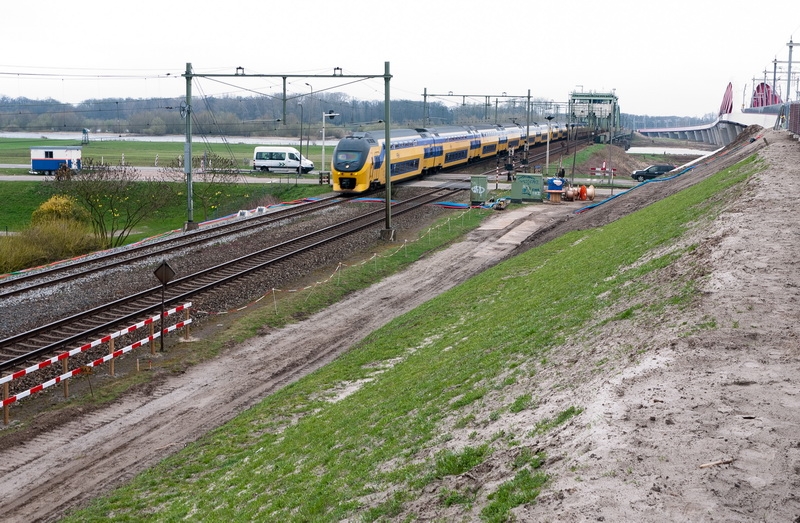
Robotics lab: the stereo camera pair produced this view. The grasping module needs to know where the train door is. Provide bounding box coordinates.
[370,144,386,188]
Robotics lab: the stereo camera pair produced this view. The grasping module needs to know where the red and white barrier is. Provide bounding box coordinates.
[2,319,191,407]
[589,161,616,175]
[590,167,617,175]
[0,302,191,387]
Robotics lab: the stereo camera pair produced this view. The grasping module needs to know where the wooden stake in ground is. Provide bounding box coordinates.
[699,459,734,469]
[81,366,95,399]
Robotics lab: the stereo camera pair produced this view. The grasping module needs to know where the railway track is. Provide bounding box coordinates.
[462,136,594,178]
[0,193,348,299]
[0,186,462,380]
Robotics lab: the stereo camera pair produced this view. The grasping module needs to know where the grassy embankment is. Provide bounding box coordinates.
[60,155,763,521]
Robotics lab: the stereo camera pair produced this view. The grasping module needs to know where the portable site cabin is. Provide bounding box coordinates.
[30,146,82,175]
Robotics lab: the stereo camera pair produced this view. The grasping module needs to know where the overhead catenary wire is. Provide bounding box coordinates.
[191,79,241,166]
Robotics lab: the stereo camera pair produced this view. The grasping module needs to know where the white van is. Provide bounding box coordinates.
[253,146,314,173]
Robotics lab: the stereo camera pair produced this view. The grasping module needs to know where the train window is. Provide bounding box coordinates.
[337,151,361,162]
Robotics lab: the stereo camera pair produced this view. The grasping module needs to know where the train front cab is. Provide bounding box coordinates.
[331,135,380,193]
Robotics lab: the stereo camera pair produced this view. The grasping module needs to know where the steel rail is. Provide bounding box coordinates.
[0,188,460,374]
[0,195,346,299]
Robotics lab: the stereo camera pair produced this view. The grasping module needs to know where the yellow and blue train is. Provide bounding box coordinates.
[330,122,569,194]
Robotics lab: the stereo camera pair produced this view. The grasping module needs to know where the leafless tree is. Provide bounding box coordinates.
[53,159,175,248]
[160,152,245,222]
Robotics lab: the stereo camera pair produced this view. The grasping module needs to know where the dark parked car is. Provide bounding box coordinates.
[631,164,675,182]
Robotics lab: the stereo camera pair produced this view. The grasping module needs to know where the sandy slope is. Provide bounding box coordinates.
[516,129,800,522]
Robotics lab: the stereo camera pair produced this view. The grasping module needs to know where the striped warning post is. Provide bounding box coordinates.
[0,302,192,387]
[2,319,191,407]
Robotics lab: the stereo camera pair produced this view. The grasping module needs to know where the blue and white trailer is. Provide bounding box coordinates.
[30,146,82,175]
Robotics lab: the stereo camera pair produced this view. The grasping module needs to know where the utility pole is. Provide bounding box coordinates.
[322,110,339,179]
[524,89,530,166]
[545,115,554,176]
[769,38,796,104]
[381,62,394,241]
[183,63,196,231]
[788,38,795,103]
[422,87,429,126]
[182,64,393,235]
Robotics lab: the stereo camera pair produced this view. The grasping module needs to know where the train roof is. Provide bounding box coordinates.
[349,128,421,141]
[414,125,476,135]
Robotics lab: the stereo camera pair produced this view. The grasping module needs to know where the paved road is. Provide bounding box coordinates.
[0,164,632,193]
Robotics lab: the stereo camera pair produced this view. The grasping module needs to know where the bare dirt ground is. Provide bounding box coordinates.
[2,127,799,522]
[510,128,800,522]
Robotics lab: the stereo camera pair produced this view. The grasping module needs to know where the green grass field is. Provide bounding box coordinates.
[55,155,763,521]
[0,180,333,273]
[0,181,331,234]
[0,182,50,233]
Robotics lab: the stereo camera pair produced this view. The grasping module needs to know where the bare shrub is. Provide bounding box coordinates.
[0,220,99,273]
[54,160,176,248]
[0,235,44,273]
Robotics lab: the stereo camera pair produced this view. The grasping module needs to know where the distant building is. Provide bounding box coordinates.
[30,146,82,175]
[568,90,620,135]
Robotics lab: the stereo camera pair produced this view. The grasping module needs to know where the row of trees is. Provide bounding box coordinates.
[0,93,717,139]
[0,93,700,138]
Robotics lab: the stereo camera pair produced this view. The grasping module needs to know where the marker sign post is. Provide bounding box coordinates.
[153,261,176,352]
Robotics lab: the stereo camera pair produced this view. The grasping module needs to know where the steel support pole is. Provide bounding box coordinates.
[381,61,395,241]
[183,63,197,230]
[787,38,794,103]
[524,89,531,166]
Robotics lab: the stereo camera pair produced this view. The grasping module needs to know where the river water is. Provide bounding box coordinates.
[0,132,339,147]
[627,146,720,156]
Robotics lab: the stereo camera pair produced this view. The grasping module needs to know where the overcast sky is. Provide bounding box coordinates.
[1,0,798,118]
